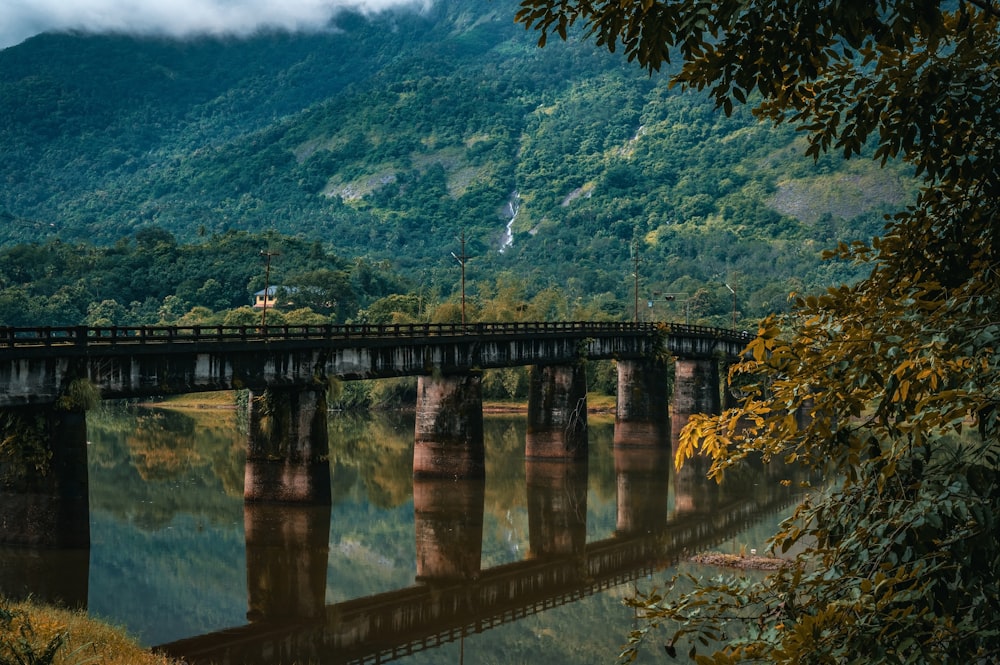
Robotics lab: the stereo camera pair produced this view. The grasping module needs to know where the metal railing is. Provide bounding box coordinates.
[0,321,751,350]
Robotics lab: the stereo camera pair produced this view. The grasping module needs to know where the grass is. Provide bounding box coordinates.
[0,597,180,665]
[146,391,238,409]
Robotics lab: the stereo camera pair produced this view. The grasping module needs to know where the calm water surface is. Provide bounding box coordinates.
[1,401,796,664]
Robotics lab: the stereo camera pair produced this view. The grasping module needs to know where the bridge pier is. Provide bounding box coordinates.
[671,357,721,445]
[526,458,588,559]
[614,358,670,447]
[414,477,485,582]
[413,373,485,478]
[244,503,331,622]
[244,385,331,504]
[0,404,90,548]
[525,364,588,460]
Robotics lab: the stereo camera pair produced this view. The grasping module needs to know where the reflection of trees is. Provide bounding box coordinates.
[88,403,245,530]
[327,411,415,509]
[586,414,618,502]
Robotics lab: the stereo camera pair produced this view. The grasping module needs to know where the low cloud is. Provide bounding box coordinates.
[0,0,429,50]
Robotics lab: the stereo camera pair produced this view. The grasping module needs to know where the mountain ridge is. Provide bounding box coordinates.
[0,0,913,323]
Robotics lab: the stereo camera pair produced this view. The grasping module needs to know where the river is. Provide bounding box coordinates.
[0,401,797,664]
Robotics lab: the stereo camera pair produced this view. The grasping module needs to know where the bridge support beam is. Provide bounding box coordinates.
[614,358,670,448]
[525,364,587,460]
[526,459,588,559]
[413,373,484,479]
[671,357,721,445]
[0,404,89,548]
[414,477,485,582]
[244,385,331,504]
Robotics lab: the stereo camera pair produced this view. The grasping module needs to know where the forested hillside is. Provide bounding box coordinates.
[0,0,915,327]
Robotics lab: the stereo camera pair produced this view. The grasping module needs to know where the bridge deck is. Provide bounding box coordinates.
[0,321,748,351]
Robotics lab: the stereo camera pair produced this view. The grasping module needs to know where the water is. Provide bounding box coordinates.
[1,401,798,664]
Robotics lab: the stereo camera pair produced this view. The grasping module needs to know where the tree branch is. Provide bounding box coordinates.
[965,0,1000,20]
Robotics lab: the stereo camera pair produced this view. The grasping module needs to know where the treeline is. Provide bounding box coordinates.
[0,219,880,336]
[0,230,405,328]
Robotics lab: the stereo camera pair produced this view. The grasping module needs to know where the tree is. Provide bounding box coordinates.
[516,1,1000,662]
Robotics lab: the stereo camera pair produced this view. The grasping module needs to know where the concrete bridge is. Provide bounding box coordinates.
[0,322,751,548]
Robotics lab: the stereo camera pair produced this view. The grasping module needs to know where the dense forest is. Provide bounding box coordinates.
[0,0,915,329]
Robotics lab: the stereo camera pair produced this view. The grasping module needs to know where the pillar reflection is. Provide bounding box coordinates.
[413,476,485,582]
[0,405,89,548]
[670,410,721,517]
[525,458,588,558]
[0,546,89,609]
[244,502,331,623]
[614,446,670,536]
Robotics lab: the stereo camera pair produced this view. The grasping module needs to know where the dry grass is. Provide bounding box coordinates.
[690,551,790,571]
[147,390,238,409]
[1,597,181,665]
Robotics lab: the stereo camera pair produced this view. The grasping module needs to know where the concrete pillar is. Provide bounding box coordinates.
[614,358,670,447]
[414,477,485,582]
[671,357,721,444]
[413,373,485,479]
[244,503,331,622]
[614,446,670,536]
[525,459,588,559]
[721,361,741,410]
[796,396,815,430]
[244,385,331,504]
[525,364,588,460]
[0,405,90,548]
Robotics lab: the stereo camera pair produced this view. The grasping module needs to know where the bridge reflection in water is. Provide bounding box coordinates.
[0,409,801,664]
[147,451,795,665]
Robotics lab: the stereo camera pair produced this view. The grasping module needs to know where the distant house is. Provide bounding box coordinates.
[252,286,281,310]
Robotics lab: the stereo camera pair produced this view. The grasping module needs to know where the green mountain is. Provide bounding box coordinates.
[0,0,915,326]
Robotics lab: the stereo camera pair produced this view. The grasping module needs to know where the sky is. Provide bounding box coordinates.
[0,0,428,50]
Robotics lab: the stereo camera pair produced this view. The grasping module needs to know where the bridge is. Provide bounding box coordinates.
[0,322,753,548]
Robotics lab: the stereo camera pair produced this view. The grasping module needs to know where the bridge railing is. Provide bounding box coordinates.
[0,321,751,349]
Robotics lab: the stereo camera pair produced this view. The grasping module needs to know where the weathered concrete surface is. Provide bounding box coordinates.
[244,385,331,504]
[614,358,670,447]
[525,364,588,460]
[0,331,660,407]
[413,373,485,479]
[672,358,721,416]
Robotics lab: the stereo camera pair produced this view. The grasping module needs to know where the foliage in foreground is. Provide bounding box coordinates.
[518,0,1000,662]
[0,598,179,665]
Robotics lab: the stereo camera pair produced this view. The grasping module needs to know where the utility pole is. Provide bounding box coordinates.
[260,249,280,328]
[451,231,467,325]
[632,240,640,323]
[725,282,736,329]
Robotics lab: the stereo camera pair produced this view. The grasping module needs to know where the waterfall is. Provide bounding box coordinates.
[500,191,520,253]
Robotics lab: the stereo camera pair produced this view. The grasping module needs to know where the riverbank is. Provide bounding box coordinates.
[0,596,181,665]
[145,391,620,415]
[690,551,791,571]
